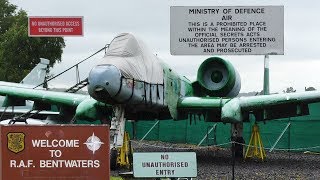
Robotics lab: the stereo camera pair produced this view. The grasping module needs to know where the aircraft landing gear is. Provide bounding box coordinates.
[109,105,133,170]
[110,106,125,146]
[110,148,118,170]
[232,136,245,158]
[110,132,133,170]
[231,123,244,159]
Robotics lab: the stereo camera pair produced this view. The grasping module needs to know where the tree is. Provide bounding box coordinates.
[283,87,296,93]
[0,0,65,82]
[305,87,316,91]
[0,0,16,34]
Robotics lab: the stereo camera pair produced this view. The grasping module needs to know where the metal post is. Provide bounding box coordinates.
[263,55,270,95]
[76,65,80,84]
[232,140,235,180]
[288,119,291,158]
[198,123,217,146]
[140,120,159,141]
[132,121,136,140]
[158,120,160,141]
[214,124,217,145]
[0,106,8,121]
[185,118,188,143]
[269,122,291,152]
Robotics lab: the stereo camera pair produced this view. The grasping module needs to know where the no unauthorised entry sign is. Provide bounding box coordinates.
[28,16,83,37]
[0,125,110,180]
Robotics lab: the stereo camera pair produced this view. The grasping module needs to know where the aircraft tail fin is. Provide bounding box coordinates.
[20,58,50,87]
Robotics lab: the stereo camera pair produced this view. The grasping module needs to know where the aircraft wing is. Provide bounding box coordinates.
[178,91,320,123]
[0,85,111,121]
[0,85,87,106]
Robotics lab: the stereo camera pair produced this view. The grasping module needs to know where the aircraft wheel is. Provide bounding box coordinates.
[110,148,118,170]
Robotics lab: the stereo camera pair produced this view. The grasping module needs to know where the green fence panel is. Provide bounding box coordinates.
[126,102,320,152]
[159,120,187,143]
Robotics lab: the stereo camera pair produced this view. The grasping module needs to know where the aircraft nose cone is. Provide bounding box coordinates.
[88,65,122,101]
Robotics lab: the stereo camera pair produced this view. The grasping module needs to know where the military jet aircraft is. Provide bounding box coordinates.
[0,58,59,123]
[0,33,319,165]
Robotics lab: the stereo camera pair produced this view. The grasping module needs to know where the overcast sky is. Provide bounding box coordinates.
[9,0,320,93]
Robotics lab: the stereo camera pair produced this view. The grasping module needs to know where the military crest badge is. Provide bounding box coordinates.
[7,132,25,154]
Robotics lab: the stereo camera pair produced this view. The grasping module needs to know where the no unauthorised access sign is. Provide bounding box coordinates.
[28,16,83,37]
[0,125,110,180]
[170,6,284,55]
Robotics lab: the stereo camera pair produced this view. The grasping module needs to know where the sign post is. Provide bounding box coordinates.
[0,125,110,179]
[263,54,270,95]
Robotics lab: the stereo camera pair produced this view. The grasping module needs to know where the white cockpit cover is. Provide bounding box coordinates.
[102,33,163,84]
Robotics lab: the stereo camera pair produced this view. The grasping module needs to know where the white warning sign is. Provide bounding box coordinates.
[170,6,284,55]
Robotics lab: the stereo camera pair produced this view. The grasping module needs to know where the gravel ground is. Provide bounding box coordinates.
[111,140,320,179]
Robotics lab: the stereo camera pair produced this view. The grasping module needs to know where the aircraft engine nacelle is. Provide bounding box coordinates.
[75,99,112,121]
[195,57,241,97]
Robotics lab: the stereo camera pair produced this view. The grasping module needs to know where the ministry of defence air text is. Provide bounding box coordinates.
[170,6,284,55]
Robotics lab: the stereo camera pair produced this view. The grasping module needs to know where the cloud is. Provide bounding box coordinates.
[8,0,320,93]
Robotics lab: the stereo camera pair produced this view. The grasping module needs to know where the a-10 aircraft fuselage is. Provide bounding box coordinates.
[88,33,195,121]
[88,61,191,120]
[87,33,242,122]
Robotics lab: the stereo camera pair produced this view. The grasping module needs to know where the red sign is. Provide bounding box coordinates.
[28,16,83,37]
[0,125,110,179]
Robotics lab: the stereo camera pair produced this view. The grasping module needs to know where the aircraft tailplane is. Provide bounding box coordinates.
[20,58,50,87]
